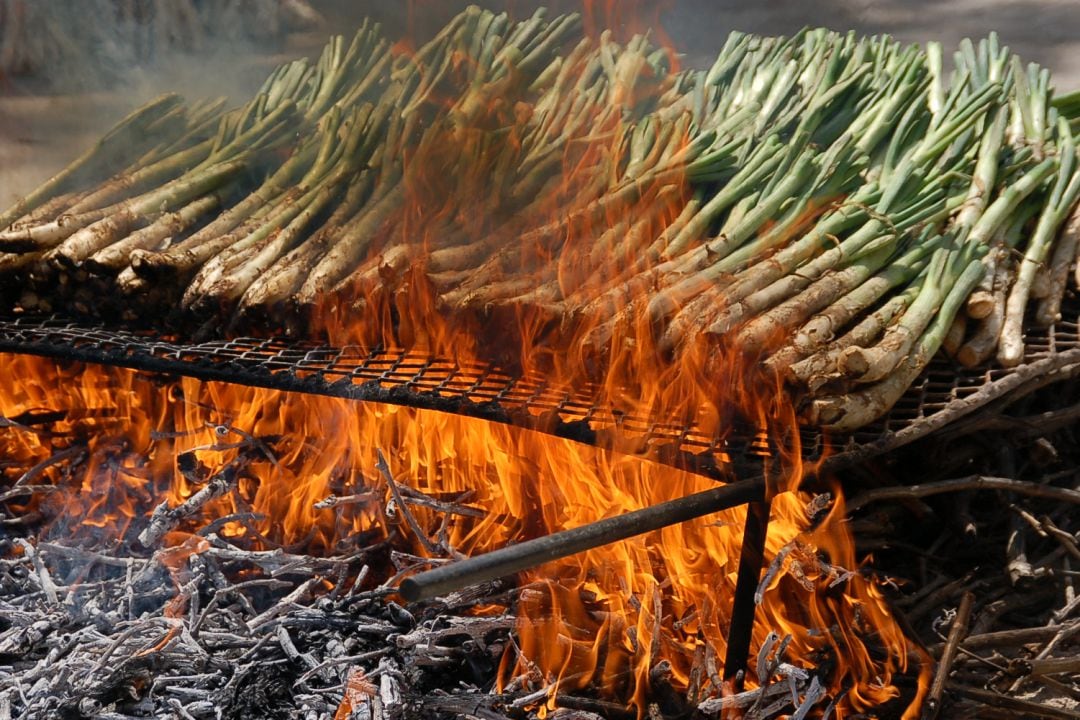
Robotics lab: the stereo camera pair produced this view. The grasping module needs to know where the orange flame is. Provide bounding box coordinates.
[298,5,930,711]
[0,353,929,715]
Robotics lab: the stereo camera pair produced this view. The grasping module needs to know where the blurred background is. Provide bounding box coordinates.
[4,0,1080,204]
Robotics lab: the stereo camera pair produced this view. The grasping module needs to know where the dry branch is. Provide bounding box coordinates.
[847,475,1080,513]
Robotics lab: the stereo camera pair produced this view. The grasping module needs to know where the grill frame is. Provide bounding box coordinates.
[1,297,1077,473]
[3,306,1077,684]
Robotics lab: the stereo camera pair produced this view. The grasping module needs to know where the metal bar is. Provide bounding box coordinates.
[723,497,771,683]
[399,476,766,602]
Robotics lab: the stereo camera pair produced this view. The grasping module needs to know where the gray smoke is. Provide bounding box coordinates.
[0,0,322,204]
[0,1,323,91]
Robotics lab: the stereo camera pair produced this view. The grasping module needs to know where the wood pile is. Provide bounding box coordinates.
[0,360,1076,718]
[845,374,1080,720]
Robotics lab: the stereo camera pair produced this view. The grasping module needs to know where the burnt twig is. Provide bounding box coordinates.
[10,444,87,488]
[138,465,240,547]
[951,684,1080,720]
[924,591,975,719]
[314,492,377,510]
[376,449,442,558]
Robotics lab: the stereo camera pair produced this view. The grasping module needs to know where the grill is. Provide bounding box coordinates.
[0,314,797,479]
[2,298,1079,473]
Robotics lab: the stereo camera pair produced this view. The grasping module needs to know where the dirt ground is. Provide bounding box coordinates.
[3,0,1080,206]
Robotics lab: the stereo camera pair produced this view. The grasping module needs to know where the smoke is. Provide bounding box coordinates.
[315,0,1080,86]
[0,0,326,205]
[0,1,321,92]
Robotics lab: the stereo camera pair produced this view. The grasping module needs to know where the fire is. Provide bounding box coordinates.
[0,351,928,716]
[320,8,938,701]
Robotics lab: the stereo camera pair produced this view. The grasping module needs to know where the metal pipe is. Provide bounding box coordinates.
[399,476,766,602]
[723,497,771,682]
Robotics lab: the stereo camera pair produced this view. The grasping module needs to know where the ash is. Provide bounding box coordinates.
[0,521,823,720]
[0,529,520,719]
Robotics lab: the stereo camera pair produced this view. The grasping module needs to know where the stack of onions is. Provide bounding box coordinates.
[2,9,1079,432]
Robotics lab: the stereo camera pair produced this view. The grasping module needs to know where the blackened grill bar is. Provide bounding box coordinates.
[399,476,768,603]
[400,475,773,683]
[0,314,813,478]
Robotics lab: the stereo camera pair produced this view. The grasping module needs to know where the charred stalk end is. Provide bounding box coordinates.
[956,347,984,369]
[997,339,1026,368]
[0,239,41,255]
[941,313,968,357]
[116,268,151,295]
[81,257,121,277]
[808,397,846,429]
[128,250,181,281]
[44,248,81,272]
[966,291,996,319]
[837,346,871,377]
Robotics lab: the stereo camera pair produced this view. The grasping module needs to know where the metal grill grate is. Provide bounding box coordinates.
[0,315,805,478]
[1,297,1077,470]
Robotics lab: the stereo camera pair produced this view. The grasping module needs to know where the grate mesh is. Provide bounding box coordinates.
[1,297,1077,470]
[0,316,800,478]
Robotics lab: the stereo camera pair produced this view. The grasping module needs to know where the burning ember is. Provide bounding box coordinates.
[4,2,1080,718]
